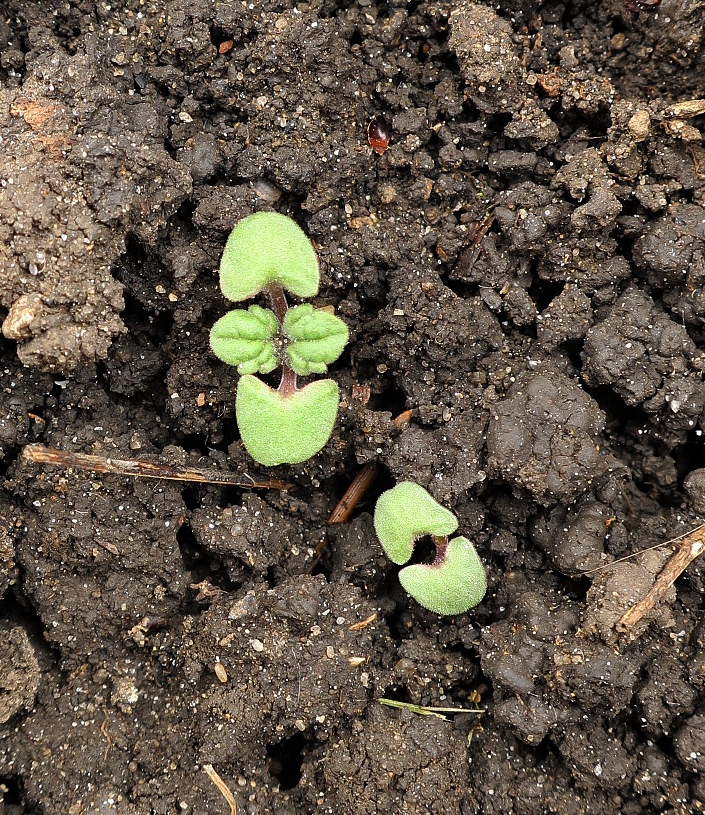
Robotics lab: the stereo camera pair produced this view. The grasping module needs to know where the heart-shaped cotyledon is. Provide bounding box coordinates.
[235,374,340,466]
[398,535,487,616]
[374,482,458,563]
[219,211,320,302]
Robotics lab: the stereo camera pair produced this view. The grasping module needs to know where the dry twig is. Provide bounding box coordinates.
[22,444,291,490]
[348,612,377,631]
[453,213,495,276]
[617,523,705,632]
[203,764,237,815]
[327,409,412,524]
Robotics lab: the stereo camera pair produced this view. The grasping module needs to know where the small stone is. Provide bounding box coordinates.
[348,656,365,667]
[379,184,396,204]
[628,110,651,142]
[2,293,42,340]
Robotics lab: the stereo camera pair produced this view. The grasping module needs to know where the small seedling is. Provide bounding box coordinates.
[210,212,348,466]
[378,698,484,719]
[374,482,487,615]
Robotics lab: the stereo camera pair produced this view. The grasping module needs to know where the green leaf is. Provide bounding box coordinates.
[209,305,279,375]
[399,536,487,615]
[220,212,320,302]
[283,304,349,375]
[373,482,458,565]
[236,374,340,466]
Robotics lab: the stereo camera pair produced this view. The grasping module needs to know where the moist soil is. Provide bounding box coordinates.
[2,1,705,813]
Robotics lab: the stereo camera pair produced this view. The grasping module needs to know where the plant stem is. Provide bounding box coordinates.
[268,283,288,325]
[267,283,298,396]
[279,363,297,397]
[432,535,448,566]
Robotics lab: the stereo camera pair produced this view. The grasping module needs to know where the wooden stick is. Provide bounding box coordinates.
[21,444,291,491]
[617,524,705,632]
[327,409,413,524]
[203,764,237,815]
[327,463,379,524]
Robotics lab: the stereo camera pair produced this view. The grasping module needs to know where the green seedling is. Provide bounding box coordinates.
[210,212,348,466]
[378,698,484,720]
[374,482,487,615]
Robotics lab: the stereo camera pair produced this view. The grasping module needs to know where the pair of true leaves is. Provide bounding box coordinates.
[374,482,486,616]
[211,303,348,377]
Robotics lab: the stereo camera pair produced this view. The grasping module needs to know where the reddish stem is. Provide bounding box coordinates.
[431,535,448,567]
[268,283,288,325]
[279,364,297,397]
[267,283,298,396]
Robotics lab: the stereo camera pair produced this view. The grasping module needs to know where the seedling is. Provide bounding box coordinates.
[378,698,484,720]
[374,482,487,615]
[210,212,348,466]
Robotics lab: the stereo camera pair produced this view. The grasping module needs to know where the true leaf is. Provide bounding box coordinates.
[283,304,349,376]
[210,305,278,375]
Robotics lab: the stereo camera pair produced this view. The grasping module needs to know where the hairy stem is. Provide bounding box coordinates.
[267,283,298,396]
[279,363,297,397]
[432,535,448,566]
[268,283,288,326]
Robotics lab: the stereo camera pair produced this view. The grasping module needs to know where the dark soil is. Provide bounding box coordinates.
[2,0,705,812]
